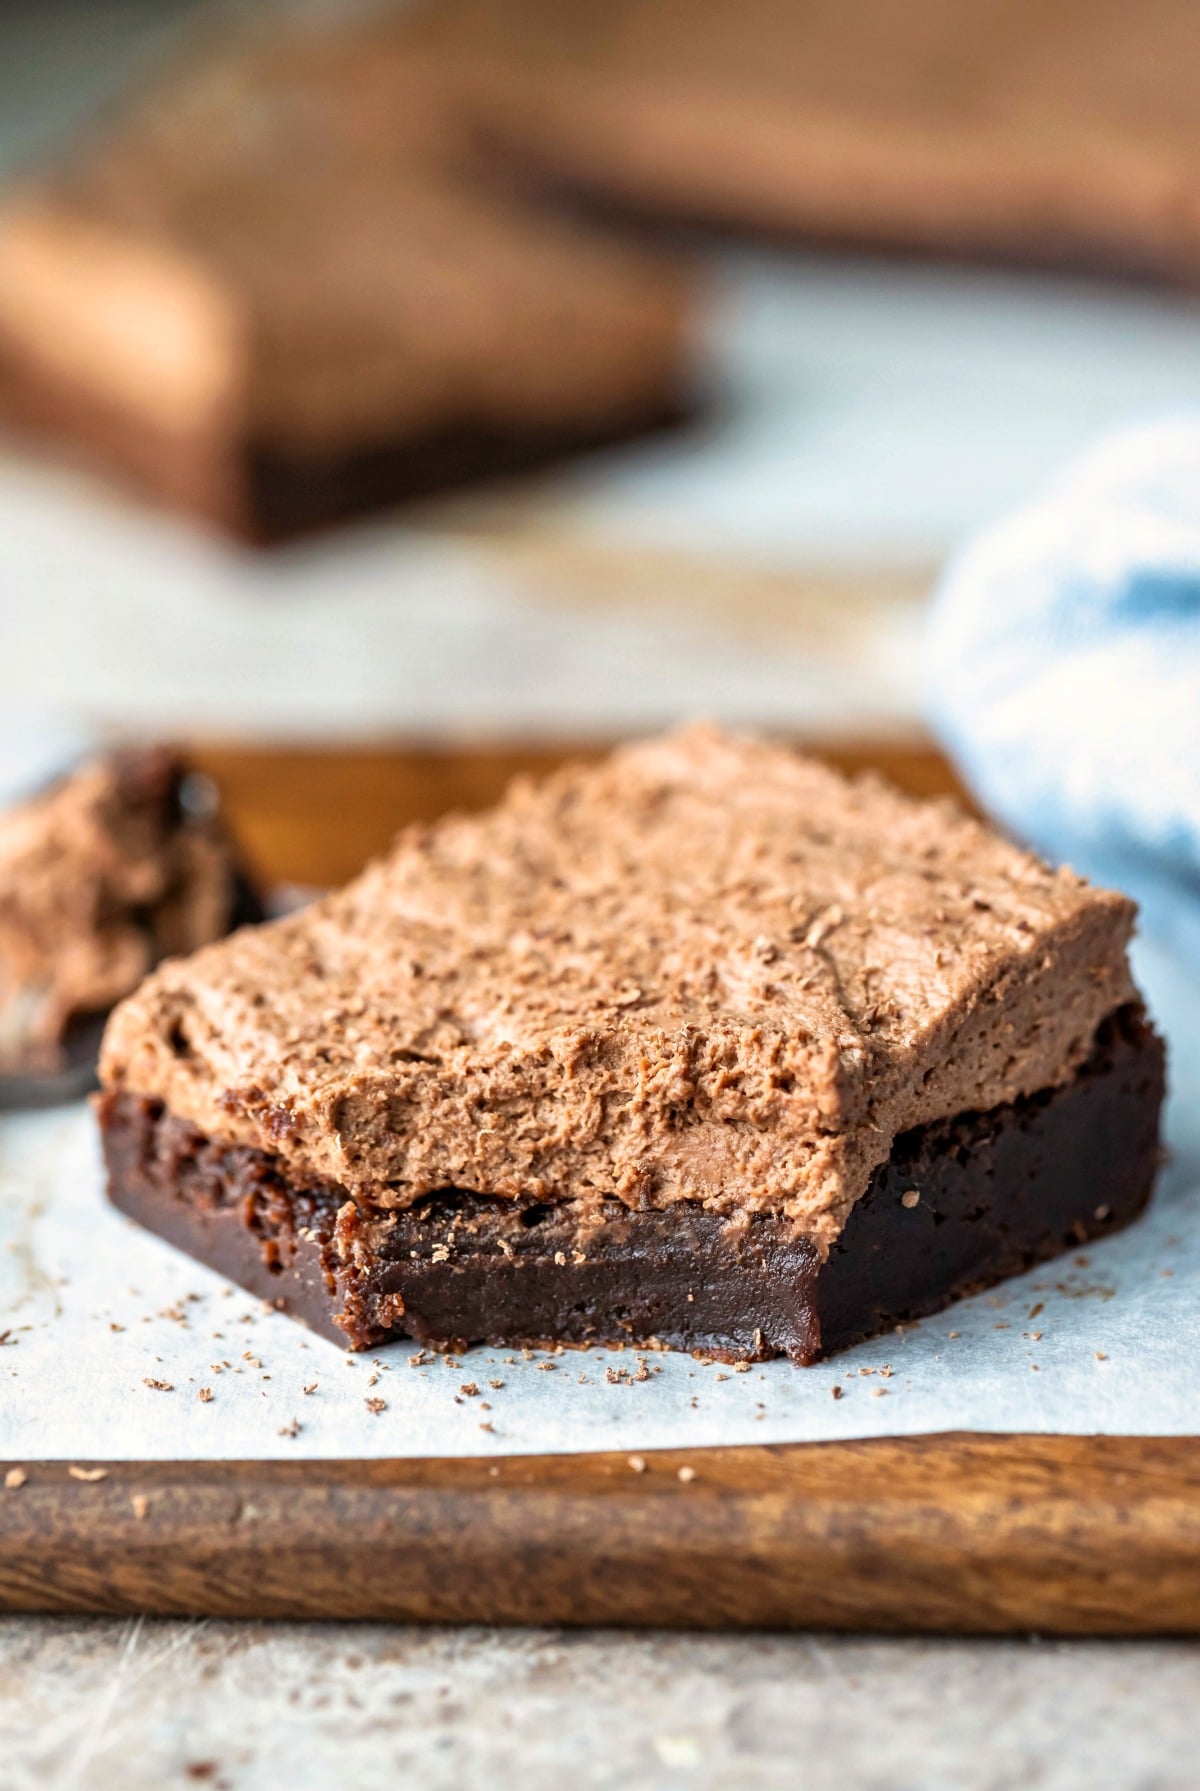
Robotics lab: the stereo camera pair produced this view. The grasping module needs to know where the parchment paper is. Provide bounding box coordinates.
[2,937,1196,1460]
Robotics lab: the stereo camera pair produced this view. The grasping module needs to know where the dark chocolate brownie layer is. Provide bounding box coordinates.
[98,1006,1164,1362]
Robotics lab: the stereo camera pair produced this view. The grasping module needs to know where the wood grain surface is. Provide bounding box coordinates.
[5,740,1191,1634]
[3,1438,1199,1632]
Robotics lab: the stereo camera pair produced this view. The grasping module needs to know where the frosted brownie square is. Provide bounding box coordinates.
[0,25,688,541]
[405,0,1200,284]
[97,728,1164,1360]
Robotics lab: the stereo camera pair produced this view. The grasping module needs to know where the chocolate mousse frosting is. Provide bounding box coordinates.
[0,750,258,1078]
[100,727,1137,1252]
[0,22,689,536]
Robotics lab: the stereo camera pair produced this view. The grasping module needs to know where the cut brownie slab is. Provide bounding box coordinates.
[97,728,1164,1360]
[0,27,689,540]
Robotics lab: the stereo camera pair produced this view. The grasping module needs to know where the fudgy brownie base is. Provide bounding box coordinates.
[0,336,687,543]
[98,1007,1164,1362]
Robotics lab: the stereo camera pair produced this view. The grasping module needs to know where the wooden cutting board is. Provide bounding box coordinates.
[4,740,1197,1634]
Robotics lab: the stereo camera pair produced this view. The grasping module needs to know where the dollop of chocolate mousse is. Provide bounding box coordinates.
[0,748,259,1077]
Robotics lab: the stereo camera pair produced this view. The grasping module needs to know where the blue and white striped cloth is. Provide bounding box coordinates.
[927,416,1200,966]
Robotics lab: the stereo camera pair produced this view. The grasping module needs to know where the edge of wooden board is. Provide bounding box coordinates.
[3,1436,1199,1633]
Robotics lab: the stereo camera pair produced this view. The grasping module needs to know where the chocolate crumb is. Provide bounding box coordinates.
[831,1385,843,1400]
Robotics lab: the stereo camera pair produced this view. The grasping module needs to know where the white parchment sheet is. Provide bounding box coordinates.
[2,937,1197,1460]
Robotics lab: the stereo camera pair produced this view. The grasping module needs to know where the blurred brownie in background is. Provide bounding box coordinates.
[0,749,261,1082]
[0,27,690,541]
[408,0,1200,281]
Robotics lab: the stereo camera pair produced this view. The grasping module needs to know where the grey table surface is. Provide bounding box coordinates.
[3,1619,1199,1791]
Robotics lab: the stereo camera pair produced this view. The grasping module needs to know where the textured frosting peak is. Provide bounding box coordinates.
[100,728,1137,1246]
